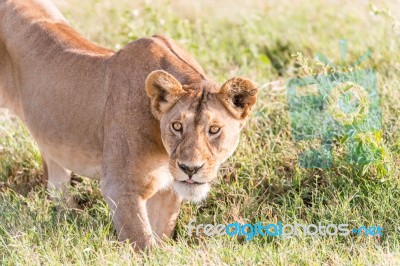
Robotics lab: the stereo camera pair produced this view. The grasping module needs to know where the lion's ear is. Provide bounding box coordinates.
[218,77,259,119]
[146,70,186,120]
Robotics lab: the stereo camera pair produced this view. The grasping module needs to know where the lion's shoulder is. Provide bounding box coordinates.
[121,35,206,82]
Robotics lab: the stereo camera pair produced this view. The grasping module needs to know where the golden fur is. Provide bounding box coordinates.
[0,0,258,250]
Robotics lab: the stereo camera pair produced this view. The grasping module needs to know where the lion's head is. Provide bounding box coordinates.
[146,70,258,202]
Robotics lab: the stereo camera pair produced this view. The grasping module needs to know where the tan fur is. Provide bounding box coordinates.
[0,0,258,250]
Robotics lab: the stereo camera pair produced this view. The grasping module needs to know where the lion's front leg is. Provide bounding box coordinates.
[147,188,181,240]
[100,178,155,250]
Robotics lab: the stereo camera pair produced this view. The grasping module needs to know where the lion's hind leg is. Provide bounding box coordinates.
[42,154,79,209]
[0,43,17,112]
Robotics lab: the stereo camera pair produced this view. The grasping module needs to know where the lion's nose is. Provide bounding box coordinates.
[178,162,204,178]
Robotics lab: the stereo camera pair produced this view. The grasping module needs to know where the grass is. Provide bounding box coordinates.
[1,0,400,264]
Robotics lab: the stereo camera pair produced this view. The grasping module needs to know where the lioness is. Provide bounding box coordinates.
[0,0,258,249]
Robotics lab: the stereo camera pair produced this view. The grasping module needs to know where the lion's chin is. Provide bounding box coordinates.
[172,181,210,203]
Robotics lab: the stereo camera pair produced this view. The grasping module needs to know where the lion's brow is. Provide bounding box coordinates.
[194,89,209,125]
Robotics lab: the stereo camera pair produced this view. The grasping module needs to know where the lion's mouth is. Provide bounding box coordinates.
[172,180,211,202]
[180,179,206,185]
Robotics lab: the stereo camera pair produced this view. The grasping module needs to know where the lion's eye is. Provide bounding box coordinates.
[172,122,183,132]
[209,126,221,135]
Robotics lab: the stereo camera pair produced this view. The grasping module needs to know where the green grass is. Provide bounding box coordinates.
[2,0,400,264]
